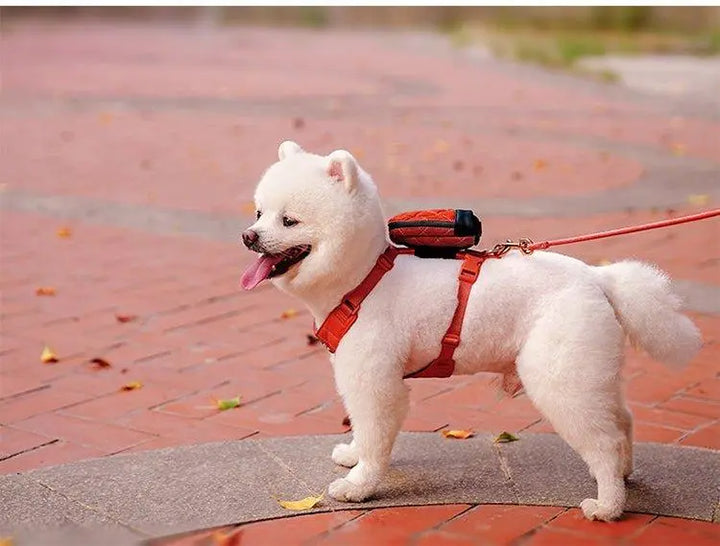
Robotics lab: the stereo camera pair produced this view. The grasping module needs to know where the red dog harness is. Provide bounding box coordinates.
[314,245,490,378]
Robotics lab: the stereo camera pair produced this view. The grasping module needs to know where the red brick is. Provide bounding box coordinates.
[13,413,155,453]
[0,387,92,424]
[116,410,257,443]
[630,404,713,431]
[0,425,55,458]
[442,504,564,543]
[523,527,614,546]
[0,440,104,474]
[415,530,478,546]
[659,396,720,419]
[235,510,363,545]
[60,383,188,421]
[679,422,720,450]
[632,422,685,444]
[685,379,720,401]
[631,517,720,545]
[315,505,470,546]
[547,508,654,538]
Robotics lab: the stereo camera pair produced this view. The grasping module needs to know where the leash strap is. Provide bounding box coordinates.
[404,253,486,378]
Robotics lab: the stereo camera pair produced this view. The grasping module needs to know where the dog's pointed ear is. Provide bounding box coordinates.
[278,141,303,161]
[327,150,358,192]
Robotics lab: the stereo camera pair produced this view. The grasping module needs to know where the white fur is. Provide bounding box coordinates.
[244,141,702,521]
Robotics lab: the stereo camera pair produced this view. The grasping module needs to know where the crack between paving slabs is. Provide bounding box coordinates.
[31,478,151,538]
[493,443,522,506]
[0,439,60,463]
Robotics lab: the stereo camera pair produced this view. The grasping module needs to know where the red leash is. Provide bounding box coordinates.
[488,208,720,256]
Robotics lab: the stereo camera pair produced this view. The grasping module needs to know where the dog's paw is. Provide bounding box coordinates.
[332,443,359,467]
[328,477,374,503]
[580,498,622,522]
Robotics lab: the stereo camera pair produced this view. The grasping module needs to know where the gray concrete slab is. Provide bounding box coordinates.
[0,474,144,546]
[499,433,720,520]
[2,433,718,546]
[258,432,517,507]
[16,441,311,539]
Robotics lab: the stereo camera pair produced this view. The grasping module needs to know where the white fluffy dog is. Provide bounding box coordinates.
[240,141,702,521]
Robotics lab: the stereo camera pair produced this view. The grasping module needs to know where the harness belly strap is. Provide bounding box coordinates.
[403,253,486,378]
[313,246,488,379]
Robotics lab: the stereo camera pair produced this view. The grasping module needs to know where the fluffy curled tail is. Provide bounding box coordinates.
[595,261,702,368]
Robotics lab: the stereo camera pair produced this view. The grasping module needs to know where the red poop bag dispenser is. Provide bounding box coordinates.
[388,209,482,257]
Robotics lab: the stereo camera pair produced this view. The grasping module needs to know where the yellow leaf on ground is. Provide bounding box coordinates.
[41,346,58,364]
[441,429,474,440]
[35,287,56,296]
[671,143,686,156]
[277,493,324,511]
[120,381,143,392]
[433,139,450,154]
[0,537,14,546]
[533,159,547,171]
[494,431,519,443]
[215,396,241,411]
[56,227,72,238]
[280,308,298,319]
[687,194,710,206]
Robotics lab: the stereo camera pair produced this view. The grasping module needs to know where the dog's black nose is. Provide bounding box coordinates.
[242,229,259,249]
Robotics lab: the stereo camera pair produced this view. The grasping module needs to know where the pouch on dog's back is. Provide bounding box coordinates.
[388,209,482,257]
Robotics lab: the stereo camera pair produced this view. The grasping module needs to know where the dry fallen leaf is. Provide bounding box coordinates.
[212,529,242,546]
[0,537,14,546]
[41,346,58,364]
[687,194,710,206]
[120,381,143,392]
[215,396,241,411]
[89,358,111,370]
[433,139,450,154]
[56,226,72,238]
[115,313,138,323]
[342,415,352,428]
[306,334,319,346]
[671,143,686,156]
[276,492,324,511]
[442,429,474,440]
[533,159,548,171]
[280,308,298,319]
[35,287,56,296]
[494,431,519,443]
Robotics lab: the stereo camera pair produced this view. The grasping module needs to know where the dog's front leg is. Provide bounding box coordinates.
[328,362,409,502]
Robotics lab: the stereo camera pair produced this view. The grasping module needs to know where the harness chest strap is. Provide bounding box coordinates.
[314,246,489,379]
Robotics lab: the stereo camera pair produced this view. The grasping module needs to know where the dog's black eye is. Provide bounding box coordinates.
[282,216,299,227]
[256,210,262,220]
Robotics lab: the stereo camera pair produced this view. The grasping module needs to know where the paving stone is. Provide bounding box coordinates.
[22,440,311,538]
[0,473,143,545]
[499,433,720,520]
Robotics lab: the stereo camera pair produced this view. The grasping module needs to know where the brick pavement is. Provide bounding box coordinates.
[1,18,718,544]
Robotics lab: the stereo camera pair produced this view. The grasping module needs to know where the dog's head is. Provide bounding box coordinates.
[240,141,386,293]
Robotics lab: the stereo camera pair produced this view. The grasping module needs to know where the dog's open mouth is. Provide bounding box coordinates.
[240,245,311,290]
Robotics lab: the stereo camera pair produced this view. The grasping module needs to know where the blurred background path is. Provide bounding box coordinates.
[1,8,718,545]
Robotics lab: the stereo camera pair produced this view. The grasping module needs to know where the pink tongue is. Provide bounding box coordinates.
[240,254,284,290]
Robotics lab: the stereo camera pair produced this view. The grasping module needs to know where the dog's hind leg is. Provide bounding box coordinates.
[328,361,409,502]
[517,289,629,521]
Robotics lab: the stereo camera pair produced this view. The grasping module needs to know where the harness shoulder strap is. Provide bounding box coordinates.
[315,246,403,353]
[405,253,486,378]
